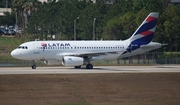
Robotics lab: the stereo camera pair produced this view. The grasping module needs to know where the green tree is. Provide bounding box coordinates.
[103,15,124,40]
[102,12,135,40]
[133,0,164,13]
[0,12,15,26]
[162,4,180,51]
[26,0,180,53]
[0,0,12,8]
[28,0,80,40]
[105,0,133,22]
[121,12,136,38]
[77,0,106,40]
[12,0,26,29]
[12,0,41,31]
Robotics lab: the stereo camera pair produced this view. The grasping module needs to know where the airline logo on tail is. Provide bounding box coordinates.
[127,12,159,52]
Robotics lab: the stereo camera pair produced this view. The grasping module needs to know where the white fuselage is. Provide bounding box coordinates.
[11,40,126,60]
[11,40,161,62]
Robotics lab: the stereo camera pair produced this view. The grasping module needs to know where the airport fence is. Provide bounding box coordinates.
[92,52,180,65]
[0,52,180,67]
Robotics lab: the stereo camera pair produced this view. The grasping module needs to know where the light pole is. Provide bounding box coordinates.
[6,1,8,12]
[93,18,96,40]
[74,17,79,40]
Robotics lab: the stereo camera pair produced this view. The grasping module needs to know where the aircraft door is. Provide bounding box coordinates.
[34,42,39,54]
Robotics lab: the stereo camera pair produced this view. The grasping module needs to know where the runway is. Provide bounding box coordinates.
[0,65,180,74]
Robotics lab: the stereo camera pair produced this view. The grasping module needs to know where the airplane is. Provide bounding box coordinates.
[11,12,162,69]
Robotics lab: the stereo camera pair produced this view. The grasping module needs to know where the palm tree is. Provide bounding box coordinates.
[12,0,41,31]
[23,0,41,15]
[23,0,41,28]
[12,0,26,30]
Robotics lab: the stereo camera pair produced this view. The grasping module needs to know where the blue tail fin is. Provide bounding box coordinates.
[129,12,159,45]
[126,12,159,53]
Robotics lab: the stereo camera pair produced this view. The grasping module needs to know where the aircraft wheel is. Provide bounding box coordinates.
[32,60,36,69]
[86,64,93,69]
[74,66,81,68]
[32,65,36,69]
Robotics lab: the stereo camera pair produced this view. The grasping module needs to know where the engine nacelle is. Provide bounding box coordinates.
[62,56,84,66]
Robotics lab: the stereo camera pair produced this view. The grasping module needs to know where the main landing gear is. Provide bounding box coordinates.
[74,64,93,69]
[86,64,93,69]
[85,58,93,69]
[32,60,36,69]
[74,56,93,69]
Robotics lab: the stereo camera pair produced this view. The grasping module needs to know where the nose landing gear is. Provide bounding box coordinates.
[32,60,36,69]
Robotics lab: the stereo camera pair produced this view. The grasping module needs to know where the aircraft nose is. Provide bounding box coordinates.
[11,50,19,59]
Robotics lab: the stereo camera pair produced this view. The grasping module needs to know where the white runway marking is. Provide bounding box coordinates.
[0,65,180,75]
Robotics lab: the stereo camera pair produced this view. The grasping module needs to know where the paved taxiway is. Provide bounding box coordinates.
[0,65,180,75]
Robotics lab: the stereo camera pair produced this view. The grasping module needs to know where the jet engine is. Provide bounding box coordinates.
[62,56,84,66]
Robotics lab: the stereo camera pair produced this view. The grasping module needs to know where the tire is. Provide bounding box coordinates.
[32,65,36,69]
[86,64,93,69]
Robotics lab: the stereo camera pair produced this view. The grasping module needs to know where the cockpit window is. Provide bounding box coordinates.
[18,46,28,49]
